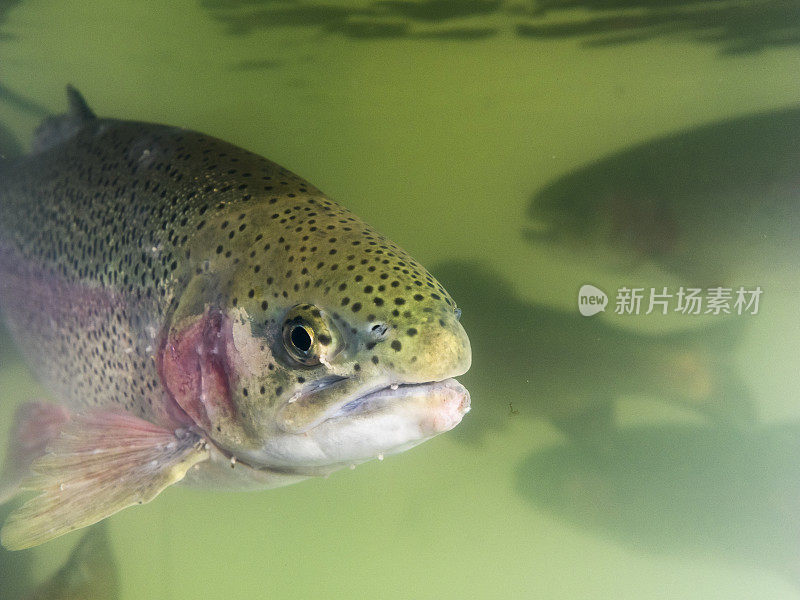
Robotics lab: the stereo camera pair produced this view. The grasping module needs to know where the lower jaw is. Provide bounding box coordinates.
[206,378,471,472]
[284,378,471,466]
[181,443,341,491]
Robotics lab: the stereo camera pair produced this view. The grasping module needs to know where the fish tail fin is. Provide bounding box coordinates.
[0,402,70,505]
[31,85,97,154]
[1,410,209,550]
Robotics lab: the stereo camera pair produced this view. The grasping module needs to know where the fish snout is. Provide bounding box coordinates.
[395,317,472,384]
[420,379,471,435]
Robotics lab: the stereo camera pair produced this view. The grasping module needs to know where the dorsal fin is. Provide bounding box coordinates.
[65,84,96,121]
[31,85,97,154]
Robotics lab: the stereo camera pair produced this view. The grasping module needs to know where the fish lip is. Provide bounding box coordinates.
[276,372,470,434]
[292,374,350,398]
[321,378,469,421]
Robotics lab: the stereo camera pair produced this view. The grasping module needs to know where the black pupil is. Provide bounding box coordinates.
[291,326,313,353]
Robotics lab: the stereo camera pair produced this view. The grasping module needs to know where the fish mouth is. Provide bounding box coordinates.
[330,378,470,420]
[211,377,471,474]
[276,377,471,435]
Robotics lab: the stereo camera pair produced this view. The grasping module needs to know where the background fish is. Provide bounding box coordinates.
[0,503,118,600]
[435,259,751,442]
[0,87,471,550]
[24,524,119,600]
[0,502,33,598]
[525,106,800,287]
[518,423,800,588]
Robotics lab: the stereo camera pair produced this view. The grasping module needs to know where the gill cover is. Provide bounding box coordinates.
[158,273,258,449]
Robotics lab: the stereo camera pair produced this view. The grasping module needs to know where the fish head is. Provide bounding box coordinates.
[527,170,679,263]
[161,201,471,477]
[526,175,603,247]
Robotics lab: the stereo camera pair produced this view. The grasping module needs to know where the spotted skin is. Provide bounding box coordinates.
[0,90,470,488]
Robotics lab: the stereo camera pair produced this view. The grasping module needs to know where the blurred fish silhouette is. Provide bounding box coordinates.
[24,524,119,600]
[526,107,800,286]
[518,423,800,586]
[0,82,48,163]
[435,260,752,440]
[0,503,33,599]
[0,503,118,600]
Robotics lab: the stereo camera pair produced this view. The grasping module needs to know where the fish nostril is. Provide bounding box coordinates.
[369,322,389,339]
[454,308,462,321]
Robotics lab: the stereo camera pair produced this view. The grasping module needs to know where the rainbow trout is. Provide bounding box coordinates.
[0,87,471,550]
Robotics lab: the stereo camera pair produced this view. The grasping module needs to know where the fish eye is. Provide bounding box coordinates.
[283,318,319,365]
[291,325,313,353]
[281,304,340,366]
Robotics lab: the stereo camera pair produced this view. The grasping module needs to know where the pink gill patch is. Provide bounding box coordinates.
[157,308,237,433]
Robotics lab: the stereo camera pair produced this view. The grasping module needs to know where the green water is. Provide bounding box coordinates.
[1,0,799,598]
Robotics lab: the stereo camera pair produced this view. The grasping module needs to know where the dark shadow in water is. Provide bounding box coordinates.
[23,524,120,600]
[0,503,34,599]
[526,106,800,286]
[233,58,285,71]
[201,0,502,40]
[411,26,497,39]
[327,20,499,40]
[0,0,21,39]
[0,82,51,119]
[434,259,751,444]
[0,513,119,600]
[200,0,800,53]
[516,0,800,54]
[518,423,800,586]
[0,82,50,159]
[375,0,503,21]
[0,0,47,157]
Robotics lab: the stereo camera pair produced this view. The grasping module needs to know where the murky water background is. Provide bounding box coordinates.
[1,0,799,598]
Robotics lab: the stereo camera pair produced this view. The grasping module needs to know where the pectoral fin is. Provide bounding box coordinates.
[0,411,209,550]
[0,402,70,505]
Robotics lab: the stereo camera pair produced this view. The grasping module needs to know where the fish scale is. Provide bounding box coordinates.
[0,87,471,550]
